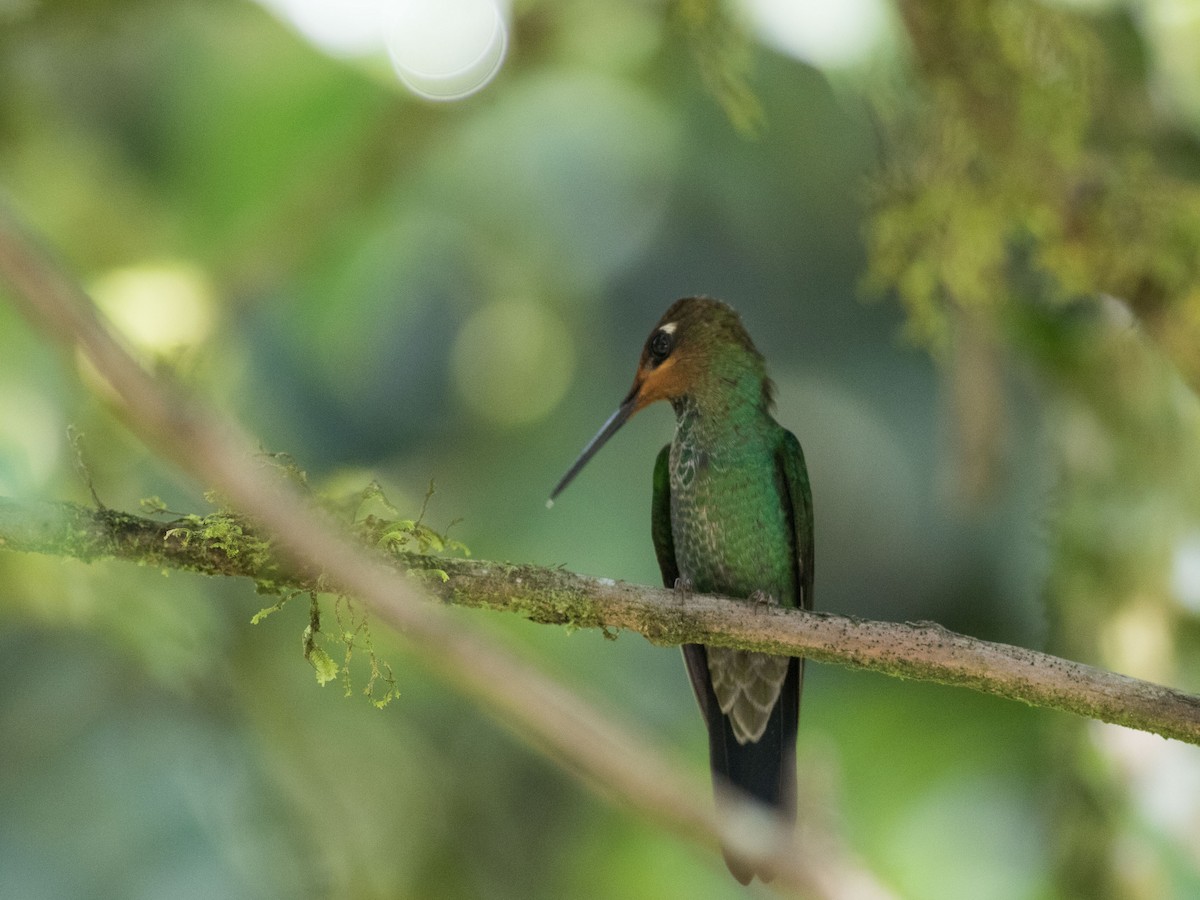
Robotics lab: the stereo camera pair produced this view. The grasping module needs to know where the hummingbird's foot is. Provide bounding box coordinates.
[672,576,693,604]
[748,589,775,614]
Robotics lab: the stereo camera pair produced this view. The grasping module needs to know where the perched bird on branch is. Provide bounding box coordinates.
[551,297,814,883]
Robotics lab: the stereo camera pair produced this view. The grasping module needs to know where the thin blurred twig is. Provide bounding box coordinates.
[0,206,892,899]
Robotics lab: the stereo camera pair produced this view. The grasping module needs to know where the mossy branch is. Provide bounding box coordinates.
[2,495,1197,745]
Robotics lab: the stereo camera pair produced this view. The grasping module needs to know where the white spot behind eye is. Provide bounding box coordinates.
[660,322,677,335]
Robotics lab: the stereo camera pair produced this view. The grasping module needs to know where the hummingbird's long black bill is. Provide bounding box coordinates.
[547,395,637,505]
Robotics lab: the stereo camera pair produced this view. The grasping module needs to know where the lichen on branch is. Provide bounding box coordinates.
[1,493,1197,744]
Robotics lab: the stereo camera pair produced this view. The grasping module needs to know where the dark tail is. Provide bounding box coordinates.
[682,645,802,884]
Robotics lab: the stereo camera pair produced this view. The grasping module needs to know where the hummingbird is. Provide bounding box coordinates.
[549,297,813,883]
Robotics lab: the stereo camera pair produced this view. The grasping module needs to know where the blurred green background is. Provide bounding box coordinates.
[2,0,1200,897]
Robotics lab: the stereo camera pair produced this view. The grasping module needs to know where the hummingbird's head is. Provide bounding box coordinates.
[549,297,770,503]
[626,296,770,413]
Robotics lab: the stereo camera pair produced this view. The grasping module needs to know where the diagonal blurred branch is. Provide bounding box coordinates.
[0,205,891,899]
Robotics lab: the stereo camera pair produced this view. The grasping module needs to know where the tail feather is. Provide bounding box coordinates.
[682,645,802,884]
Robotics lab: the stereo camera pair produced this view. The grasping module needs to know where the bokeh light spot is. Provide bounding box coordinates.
[387,0,507,101]
[427,74,679,286]
[737,0,888,68]
[0,387,62,493]
[1171,530,1200,614]
[256,0,388,56]
[452,300,574,426]
[91,262,215,356]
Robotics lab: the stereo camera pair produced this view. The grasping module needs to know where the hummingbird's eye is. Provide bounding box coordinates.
[648,329,674,365]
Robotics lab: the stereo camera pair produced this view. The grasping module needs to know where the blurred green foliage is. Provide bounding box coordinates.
[1,0,1199,897]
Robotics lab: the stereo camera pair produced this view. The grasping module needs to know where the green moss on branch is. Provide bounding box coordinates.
[1,495,1197,744]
